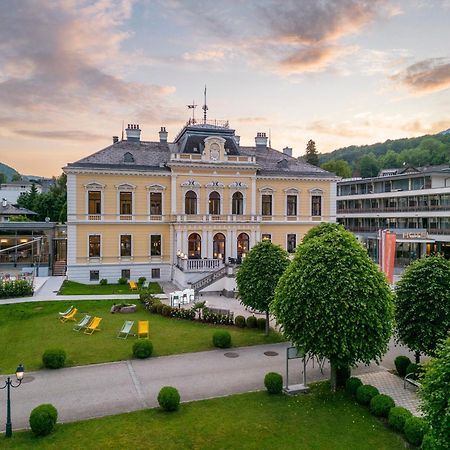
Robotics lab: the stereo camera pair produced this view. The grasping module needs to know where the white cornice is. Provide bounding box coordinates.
[63,168,171,177]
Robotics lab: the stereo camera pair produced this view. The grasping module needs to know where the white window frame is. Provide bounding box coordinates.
[286,233,297,253]
[259,187,275,217]
[205,181,224,216]
[181,180,201,215]
[261,233,272,242]
[147,184,166,221]
[87,233,102,260]
[116,183,136,221]
[149,233,163,260]
[119,233,133,260]
[230,189,246,215]
[309,188,324,218]
[284,188,299,219]
[84,182,105,221]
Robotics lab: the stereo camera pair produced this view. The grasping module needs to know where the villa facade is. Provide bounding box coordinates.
[64,121,338,288]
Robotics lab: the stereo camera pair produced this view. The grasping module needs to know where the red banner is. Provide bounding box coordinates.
[381,231,396,284]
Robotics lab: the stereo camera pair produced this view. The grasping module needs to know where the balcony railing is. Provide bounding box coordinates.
[338,204,450,214]
[177,257,223,272]
[342,225,450,235]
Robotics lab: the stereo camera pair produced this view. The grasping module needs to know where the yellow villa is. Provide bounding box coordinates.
[64,119,338,294]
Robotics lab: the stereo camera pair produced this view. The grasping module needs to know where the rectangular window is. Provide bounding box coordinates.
[262,195,272,216]
[89,235,101,258]
[120,192,132,215]
[261,233,272,242]
[150,192,162,215]
[286,195,297,216]
[150,234,161,256]
[287,234,297,253]
[121,269,130,280]
[311,196,322,216]
[120,235,132,257]
[88,191,101,214]
[152,268,161,279]
[89,270,99,281]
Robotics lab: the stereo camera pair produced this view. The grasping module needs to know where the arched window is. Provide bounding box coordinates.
[232,192,244,215]
[209,191,220,215]
[213,233,226,261]
[185,190,197,215]
[188,233,201,259]
[237,233,249,259]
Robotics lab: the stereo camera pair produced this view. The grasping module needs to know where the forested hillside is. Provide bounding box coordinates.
[0,162,20,182]
[318,132,450,178]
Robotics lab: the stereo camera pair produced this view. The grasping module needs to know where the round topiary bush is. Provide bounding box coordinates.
[264,372,283,394]
[345,377,363,396]
[235,315,246,328]
[213,330,232,348]
[161,305,172,317]
[150,301,161,313]
[117,277,128,285]
[155,303,165,314]
[257,318,266,330]
[29,404,58,436]
[394,355,412,377]
[388,406,413,432]
[356,384,379,406]
[132,340,153,359]
[406,363,420,378]
[42,348,66,369]
[99,278,108,285]
[404,416,429,447]
[246,315,257,328]
[369,394,395,417]
[157,386,180,412]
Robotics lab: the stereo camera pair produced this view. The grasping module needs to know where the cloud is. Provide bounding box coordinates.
[183,49,226,62]
[392,58,450,94]
[14,129,106,141]
[308,120,372,138]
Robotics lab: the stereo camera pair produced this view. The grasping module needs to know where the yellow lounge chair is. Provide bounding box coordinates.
[60,307,78,323]
[84,316,102,335]
[137,320,149,339]
[129,281,138,291]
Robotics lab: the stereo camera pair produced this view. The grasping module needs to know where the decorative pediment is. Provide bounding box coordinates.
[309,188,324,195]
[205,181,225,189]
[284,187,299,194]
[259,186,275,193]
[84,182,106,190]
[146,184,166,191]
[228,181,248,189]
[115,183,136,191]
[181,179,201,188]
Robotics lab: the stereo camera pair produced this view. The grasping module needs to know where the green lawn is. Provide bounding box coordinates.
[3,383,406,449]
[0,300,282,373]
[58,280,162,295]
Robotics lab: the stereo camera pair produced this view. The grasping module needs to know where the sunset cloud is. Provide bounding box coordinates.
[393,58,450,94]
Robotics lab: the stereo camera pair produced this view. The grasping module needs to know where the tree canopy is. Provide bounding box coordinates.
[272,226,394,390]
[395,255,450,358]
[236,239,290,335]
[320,159,352,178]
[305,139,319,166]
[419,337,450,450]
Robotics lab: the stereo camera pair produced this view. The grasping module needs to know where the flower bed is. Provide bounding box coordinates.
[0,279,33,298]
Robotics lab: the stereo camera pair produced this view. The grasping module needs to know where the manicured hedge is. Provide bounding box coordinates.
[42,349,66,369]
[404,417,429,446]
[388,406,412,432]
[264,372,283,394]
[213,330,232,349]
[369,394,395,417]
[356,384,379,406]
[0,280,33,299]
[29,404,58,436]
[345,377,363,396]
[157,386,180,412]
[394,355,411,377]
[132,341,153,359]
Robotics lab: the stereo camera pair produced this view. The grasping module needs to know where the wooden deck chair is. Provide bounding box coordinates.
[84,316,102,335]
[73,314,92,332]
[137,320,149,339]
[60,307,78,323]
[58,305,74,317]
[117,320,134,339]
[129,280,138,291]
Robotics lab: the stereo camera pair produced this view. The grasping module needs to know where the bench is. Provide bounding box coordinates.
[404,373,421,390]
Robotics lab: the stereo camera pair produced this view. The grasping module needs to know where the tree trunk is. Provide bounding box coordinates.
[330,362,337,392]
[415,350,420,364]
[265,310,269,336]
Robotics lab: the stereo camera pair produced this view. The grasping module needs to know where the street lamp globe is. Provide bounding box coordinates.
[15,364,24,381]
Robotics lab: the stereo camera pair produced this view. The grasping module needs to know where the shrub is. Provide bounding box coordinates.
[404,417,429,446]
[157,386,180,412]
[246,315,257,328]
[345,377,363,396]
[257,318,267,330]
[202,309,234,325]
[155,303,165,314]
[29,404,58,436]
[117,277,128,285]
[356,384,379,406]
[171,308,196,320]
[150,300,162,313]
[406,363,420,379]
[388,406,412,432]
[138,277,146,286]
[99,278,108,285]
[394,355,411,377]
[161,305,173,317]
[370,394,395,417]
[132,341,153,359]
[235,315,246,328]
[0,280,33,299]
[421,433,441,450]
[42,348,66,369]
[213,330,232,348]
[264,372,283,394]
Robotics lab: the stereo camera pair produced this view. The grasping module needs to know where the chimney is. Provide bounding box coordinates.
[234,135,241,145]
[255,132,268,148]
[112,136,119,144]
[126,124,141,142]
[283,147,293,157]
[2,198,7,207]
[159,126,168,143]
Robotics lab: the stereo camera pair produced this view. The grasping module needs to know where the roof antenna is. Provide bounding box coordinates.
[187,100,197,124]
[268,128,272,148]
[121,120,124,141]
[202,85,208,124]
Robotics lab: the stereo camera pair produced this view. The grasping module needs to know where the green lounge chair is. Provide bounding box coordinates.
[73,314,92,332]
[58,305,74,317]
[117,320,134,339]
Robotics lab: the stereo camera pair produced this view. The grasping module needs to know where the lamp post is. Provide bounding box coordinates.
[1,364,25,438]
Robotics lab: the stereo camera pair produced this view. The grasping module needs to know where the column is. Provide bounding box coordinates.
[207,229,213,258]
[251,176,257,215]
[225,227,231,262]
[171,174,177,215]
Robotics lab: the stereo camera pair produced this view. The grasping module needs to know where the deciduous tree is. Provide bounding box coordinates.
[272,226,394,391]
[320,159,352,178]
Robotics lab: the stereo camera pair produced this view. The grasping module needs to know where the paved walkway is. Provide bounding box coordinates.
[358,371,421,416]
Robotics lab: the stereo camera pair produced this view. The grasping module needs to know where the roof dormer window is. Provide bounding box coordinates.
[123,152,135,163]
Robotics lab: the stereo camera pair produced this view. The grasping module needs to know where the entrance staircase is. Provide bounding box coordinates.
[191,265,227,293]
[53,260,67,276]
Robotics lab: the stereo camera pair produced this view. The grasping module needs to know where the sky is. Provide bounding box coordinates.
[0,0,449,177]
